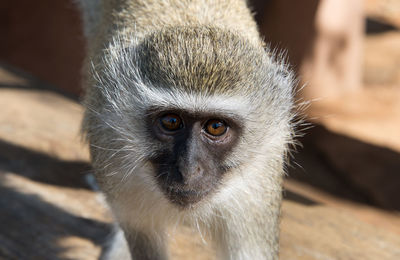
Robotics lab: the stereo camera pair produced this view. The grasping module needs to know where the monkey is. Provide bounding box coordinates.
[76,0,295,259]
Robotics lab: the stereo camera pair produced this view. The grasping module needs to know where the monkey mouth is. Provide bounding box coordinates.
[153,165,221,207]
[165,186,213,207]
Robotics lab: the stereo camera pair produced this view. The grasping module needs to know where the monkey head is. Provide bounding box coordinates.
[83,27,294,211]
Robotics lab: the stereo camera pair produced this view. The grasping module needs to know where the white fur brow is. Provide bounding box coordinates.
[143,87,252,118]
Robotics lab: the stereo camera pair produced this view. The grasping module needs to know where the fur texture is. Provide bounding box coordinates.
[77,1,295,259]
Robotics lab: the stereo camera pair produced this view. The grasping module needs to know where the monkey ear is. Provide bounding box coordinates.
[275,65,290,80]
[264,51,297,96]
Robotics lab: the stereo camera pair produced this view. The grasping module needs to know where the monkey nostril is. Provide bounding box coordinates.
[191,165,204,181]
[189,164,203,176]
[170,167,184,183]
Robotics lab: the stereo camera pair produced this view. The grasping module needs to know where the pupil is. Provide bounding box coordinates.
[160,114,182,131]
[206,120,226,136]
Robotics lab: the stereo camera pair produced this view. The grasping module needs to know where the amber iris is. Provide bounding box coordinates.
[160,114,182,131]
[205,119,227,136]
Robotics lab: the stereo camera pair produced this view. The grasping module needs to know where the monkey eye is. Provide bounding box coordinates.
[204,119,227,136]
[159,114,183,131]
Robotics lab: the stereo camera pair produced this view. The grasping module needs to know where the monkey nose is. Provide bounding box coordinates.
[179,165,205,186]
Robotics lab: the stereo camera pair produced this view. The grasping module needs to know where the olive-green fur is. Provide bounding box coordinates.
[136,27,267,95]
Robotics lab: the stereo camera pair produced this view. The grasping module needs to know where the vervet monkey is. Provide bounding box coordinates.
[77,0,295,259]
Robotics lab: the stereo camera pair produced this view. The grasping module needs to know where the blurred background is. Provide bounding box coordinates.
[0,0,399,259]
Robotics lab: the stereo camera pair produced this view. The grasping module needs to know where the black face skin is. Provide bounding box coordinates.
[148,109,242,207]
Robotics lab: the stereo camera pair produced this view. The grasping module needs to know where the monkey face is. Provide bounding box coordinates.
[148,110,242,207]
[84,27,294,212]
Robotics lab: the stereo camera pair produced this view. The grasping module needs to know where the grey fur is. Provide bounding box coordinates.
[77,1,296,259]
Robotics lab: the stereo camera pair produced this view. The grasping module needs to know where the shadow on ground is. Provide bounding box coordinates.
[0,182,110,259]
[288,124,400,211]
[0,139,91,189]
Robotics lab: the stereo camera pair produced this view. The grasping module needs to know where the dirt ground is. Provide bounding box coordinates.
[0,3,399,260]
